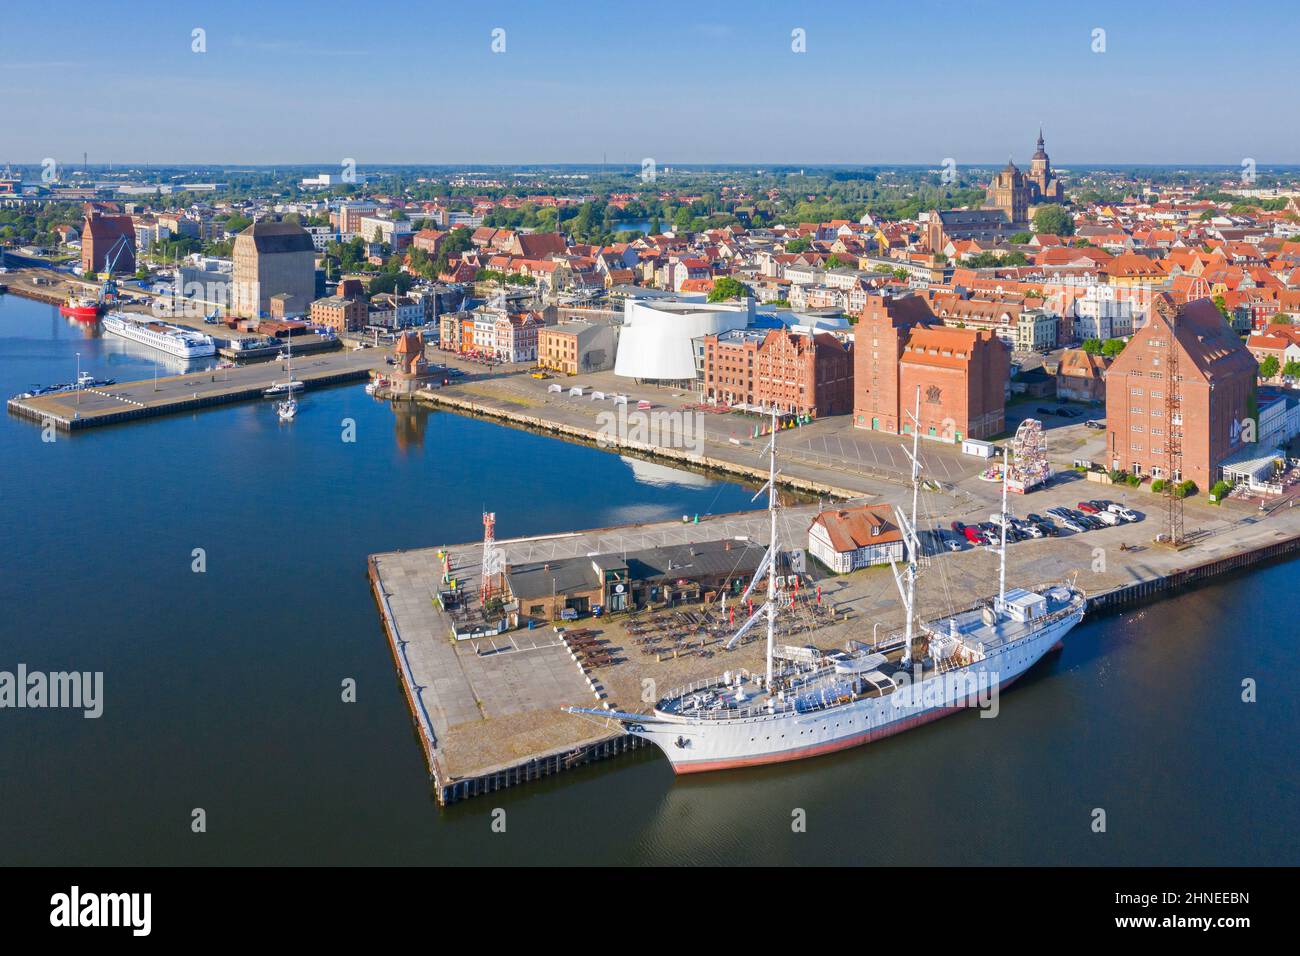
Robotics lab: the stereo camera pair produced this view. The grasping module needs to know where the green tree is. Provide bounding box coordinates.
[1081,338,1103,355]
[1032,205,1074,236]
[707,276,749,302]
[1010,231,1033,244]
[1101,338,1127,358]
[1259,355,1280,379]
[1283,359,1300,379]
[785,236,811,253]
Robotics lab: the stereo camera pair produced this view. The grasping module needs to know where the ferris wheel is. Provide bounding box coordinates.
[1007,418,1050,493]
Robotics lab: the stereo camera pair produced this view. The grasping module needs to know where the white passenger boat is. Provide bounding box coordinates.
[102,312,216,359]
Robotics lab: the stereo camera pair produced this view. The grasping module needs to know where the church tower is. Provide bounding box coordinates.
[1027,128,1063,203]
[987,159,1030,227]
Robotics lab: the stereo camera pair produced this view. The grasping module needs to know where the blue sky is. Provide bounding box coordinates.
[1,0,1295,167]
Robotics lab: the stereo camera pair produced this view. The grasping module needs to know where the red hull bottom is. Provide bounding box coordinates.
[59,306,99,321]
[671,673,1025,774]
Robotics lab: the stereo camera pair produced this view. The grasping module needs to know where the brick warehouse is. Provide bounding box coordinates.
[702,327,853,417]
[853,294,1009,441]
[1104,296,1257,489]
[80,209,136,275]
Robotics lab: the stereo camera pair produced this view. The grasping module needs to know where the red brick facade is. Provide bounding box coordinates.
[853,294,1008,441]
[80,211,136,275]
[1104,296,1257,489]
[703,328,853,417]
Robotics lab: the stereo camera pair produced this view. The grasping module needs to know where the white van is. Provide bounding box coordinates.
[1107,503,1137,522]
[1096,510,1122,526]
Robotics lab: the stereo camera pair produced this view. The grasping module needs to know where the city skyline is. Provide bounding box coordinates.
[1,0,1296,166]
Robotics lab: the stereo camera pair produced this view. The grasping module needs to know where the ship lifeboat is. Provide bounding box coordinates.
[58,295,101,321]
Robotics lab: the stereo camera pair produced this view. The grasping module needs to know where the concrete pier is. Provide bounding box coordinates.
[7,349,384,430]
[369,488,1300,805]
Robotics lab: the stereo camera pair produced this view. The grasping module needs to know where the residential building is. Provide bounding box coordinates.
[807,504,905,573]
[1056,348,1110,402]
[492,311,541,363]
[367,293,424,329]
[537,320,619,375]
[310,294,368,333]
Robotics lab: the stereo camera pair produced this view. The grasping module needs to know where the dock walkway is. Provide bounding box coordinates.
[7,349,384,430]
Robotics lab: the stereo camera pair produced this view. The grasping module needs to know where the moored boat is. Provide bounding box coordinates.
[102,312,216,358]
[568,390,1086,774]
[58,294,101,321]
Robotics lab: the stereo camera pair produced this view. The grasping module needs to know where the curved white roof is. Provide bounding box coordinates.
[614,299,751,381]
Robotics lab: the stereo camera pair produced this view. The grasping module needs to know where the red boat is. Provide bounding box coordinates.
[58,294,101,321]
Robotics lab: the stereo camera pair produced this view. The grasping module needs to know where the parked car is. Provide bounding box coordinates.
[1055,406,1080,418]
[1096,510,1122,526]
[1077,501,1101,514]
[1035,521,1059,537]
[951,520,966,533]
[1085,420,1105,430]
[1060,517,1087,533]
[1021,523,1044,539]
[1026,513,1045,524]
[1035,406,1055,416]
[1108,504,1138,522]
[947,538,964,552]
[963,526,983,545]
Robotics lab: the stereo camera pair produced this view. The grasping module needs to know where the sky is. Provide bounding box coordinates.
[1,0,1296,168]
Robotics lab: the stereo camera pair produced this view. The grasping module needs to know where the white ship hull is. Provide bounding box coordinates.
[103,313,216,359]
[618,599,1082,774]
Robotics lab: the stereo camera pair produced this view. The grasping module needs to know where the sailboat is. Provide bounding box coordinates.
[567,389,1087,773]
[266,334,301,420]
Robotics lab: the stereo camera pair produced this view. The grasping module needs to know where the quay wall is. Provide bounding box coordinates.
[366,555,643,807]
[415,388,860,500]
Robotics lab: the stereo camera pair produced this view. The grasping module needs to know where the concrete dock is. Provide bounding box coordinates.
[370,477,1300,805]
[7,348,384,430]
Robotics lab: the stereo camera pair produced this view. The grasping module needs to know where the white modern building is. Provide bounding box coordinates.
[613,297,753,384]
[1073,284,1141,341]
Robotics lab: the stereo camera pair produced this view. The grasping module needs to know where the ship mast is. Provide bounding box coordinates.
[892,386,923,670]
[764,406,778,697]
[998,439,1009,608]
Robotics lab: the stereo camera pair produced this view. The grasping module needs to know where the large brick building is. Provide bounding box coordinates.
[853,294,1009,441]
[702,328,853,417]
[231,220,317,318]
[80,210,136,275]
[1104,296,1257,489]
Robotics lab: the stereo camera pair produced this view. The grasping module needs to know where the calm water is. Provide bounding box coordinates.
[1,293,1296,866]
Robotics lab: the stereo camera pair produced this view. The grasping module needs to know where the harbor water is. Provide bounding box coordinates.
[1,293,1296,865]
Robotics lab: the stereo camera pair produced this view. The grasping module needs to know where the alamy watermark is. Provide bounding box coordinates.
[0,664,103,718]
[891,666,1000,717]
[596,405,704,456]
